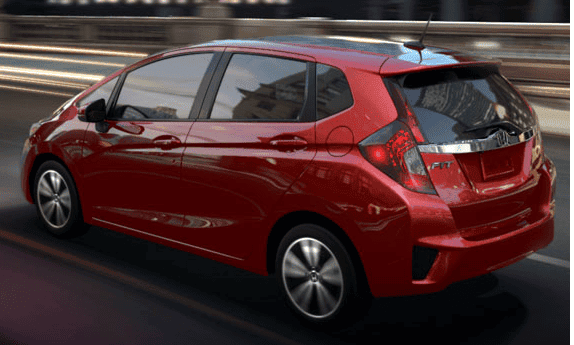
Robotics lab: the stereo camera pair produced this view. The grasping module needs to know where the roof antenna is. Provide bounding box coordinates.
[404,13,433,51]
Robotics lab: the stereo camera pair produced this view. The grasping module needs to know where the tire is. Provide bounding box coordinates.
[33,161,88,238]
[276,224,370,327]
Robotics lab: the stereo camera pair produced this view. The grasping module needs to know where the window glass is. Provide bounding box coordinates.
[316,64,353,120]
[77,76,118,108]
[113,53,213,120]
[210,54,307,121]
[393,67,536,144]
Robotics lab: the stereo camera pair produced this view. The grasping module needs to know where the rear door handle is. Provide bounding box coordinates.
[269,139,308,146]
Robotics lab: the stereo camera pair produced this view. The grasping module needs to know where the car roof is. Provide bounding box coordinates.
[165,35,499,75]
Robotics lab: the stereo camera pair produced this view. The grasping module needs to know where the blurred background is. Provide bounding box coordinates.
[0,0,570,22]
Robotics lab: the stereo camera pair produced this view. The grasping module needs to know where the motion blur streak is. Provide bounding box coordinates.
[504,62,567,69]
[0,42,148,58]
[0,66,103,82]
[528,253,569,269]
[0,84,75,97]
[0,52,126,68]
[0,229,303,345]
[0,74,90,89]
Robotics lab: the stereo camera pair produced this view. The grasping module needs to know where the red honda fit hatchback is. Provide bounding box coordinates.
[21,36,555,325]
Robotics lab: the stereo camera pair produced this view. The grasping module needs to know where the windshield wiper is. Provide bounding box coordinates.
[463,121,522,134]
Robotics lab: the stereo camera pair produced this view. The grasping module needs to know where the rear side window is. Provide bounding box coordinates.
[77,76,118,108]
[388,67,536,144]
[210,54,307,121]
[316,64,353,120]
[112,53,213,120]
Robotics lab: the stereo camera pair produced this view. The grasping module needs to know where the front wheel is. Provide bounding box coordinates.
[34,161,88,238]
[276,224,370,327]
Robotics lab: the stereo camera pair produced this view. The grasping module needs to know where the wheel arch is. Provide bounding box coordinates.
[266,210,371,295]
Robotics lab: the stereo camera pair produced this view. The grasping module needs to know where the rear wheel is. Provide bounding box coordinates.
[276,224,370,327]
[34,161,88,238]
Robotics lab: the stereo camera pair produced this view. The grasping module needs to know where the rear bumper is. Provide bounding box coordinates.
[370,206,554,297]
[419,205,553,283]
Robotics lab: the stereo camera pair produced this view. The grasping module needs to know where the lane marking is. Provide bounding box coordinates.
[0,229,302,345]
[0,52,126,68]
[527,253,569,269]
[0,42,148,58]
[0,84,74,97]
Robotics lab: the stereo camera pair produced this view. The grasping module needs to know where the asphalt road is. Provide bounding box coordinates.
[0,88,569,345]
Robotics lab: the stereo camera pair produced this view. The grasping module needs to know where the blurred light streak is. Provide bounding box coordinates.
[0,66,103,82]
[0,84,74,97]
[390,36,415,43]
[473,41,501,49]
[0,43,147,58]
[0,52,126,68]
[0,74,90,89]
[327,35,391,44]
[505,62,567,69]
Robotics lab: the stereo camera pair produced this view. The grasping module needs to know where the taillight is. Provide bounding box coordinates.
[359,121,436,194]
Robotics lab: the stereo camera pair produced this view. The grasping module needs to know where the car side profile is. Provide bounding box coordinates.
[21,35,556,326]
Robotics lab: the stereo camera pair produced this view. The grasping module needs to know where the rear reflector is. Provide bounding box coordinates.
[412,246,439,280]
[359,121,436,194]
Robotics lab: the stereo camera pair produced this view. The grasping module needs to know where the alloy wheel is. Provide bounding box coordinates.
[281,237,344,319]
[36,169,72,229]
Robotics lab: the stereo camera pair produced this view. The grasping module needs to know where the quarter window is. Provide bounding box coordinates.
[77,76,118,108]
[316,64,353,120]
[112,53,213,120]
[210,54,307,121]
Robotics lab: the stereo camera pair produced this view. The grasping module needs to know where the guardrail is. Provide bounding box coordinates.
[0,15,569,97]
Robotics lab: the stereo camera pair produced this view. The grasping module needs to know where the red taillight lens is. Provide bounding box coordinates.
[360,121,436,194]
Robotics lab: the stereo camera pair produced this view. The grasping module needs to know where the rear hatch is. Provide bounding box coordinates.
[385,65,546,240]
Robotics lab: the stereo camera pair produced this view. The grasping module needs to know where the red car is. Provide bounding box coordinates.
[21,36,555,325]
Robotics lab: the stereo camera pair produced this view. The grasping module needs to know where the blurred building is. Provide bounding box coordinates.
[1,0,569,23]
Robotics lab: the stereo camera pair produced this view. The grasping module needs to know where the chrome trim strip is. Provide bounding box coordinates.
[418,128,535,154]
[93,217,244,261]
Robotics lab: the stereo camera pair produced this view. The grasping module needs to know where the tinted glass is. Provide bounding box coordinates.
[392,67,535,144]
[316,64,353,120]
[113,53,213,120]
[210,54,307,121]
[77,76,118,108]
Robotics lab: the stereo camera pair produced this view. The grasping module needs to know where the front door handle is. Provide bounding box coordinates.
[153,136,182,150]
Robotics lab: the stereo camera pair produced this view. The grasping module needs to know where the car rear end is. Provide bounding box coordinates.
[359,62,556,297]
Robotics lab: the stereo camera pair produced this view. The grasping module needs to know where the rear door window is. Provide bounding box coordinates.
[388,67,536,144]
[209,54,307,121]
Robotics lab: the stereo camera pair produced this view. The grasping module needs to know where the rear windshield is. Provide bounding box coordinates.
[387,67,536,144]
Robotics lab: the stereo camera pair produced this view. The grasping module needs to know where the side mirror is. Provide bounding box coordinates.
[85,99,106,123]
